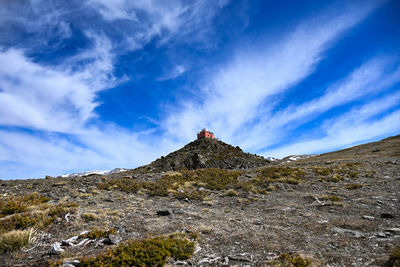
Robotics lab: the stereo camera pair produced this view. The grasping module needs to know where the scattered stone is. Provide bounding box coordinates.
[78,188,86,193]
[362,215,375,220]
[377,232,386,238]
[380,213,394,219]
[198,258,209,265]
[173,209,185,214]
[62,260,80,267]
[116,225,126,234]
[157,210,172,216]
[104,197,114,202]
[50,242,64,254]
[384,228,400,234]
[75,238,92,247]
[103,234,122,245]
[64,213,71,223]
[62,235,80,246]
[80,230,90,236]
[224,257,229,265]
[333,227,363,238]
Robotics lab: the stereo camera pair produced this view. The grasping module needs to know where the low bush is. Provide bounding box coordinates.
[0,193,50,217]
[275,253,311,267]
[385,246,400,267]
[251,167,306,188]
[0,202,78,234]
[81,213,99,222]
[320,195,342,202]
[345,183,363,190]
[82,228,117,239]
[81,233,196,266]
[313,167,333,176]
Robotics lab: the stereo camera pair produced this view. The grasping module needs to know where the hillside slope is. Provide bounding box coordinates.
[136,138,270,172]
[0,134,399,266]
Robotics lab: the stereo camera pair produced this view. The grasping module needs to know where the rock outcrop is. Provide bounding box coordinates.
[137,138,270,172]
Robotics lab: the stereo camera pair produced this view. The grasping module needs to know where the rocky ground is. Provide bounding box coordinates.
[136,138,270,172]
[0,135,399,266]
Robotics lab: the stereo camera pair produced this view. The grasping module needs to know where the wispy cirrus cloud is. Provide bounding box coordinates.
[161,0,386,143]
[266,92,400,157]
[241,55,400,151]
[0,0,230,178]
[0,0,398,180]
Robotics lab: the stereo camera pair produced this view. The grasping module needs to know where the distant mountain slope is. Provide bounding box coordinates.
[312,134,400,161]
[136,138,270,172]
[287,134,400,166]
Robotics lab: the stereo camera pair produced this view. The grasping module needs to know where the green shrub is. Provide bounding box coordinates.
[0,213,50,234]
[0,202,78,234]
[385,246,400,267]
[98,178,141,193]
[251,167,306,189]
[82,228,117,239]
[276,253,311,267]
[0,193,50,217]
[313,167,333,176]
[345,183,363,190]
[81,213,99,222]
[81,233,196,266]
[320,195,342,202]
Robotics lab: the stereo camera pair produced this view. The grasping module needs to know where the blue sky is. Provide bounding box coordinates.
[0,0,399,179]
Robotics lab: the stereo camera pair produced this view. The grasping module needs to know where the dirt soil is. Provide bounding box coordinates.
[0,135,399,266]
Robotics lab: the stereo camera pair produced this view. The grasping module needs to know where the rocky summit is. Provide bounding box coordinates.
[0,135,399,266]
[137,138,270,172]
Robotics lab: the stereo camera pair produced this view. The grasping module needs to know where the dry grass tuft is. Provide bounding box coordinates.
[0,228,36,253]
[0,193,50,217]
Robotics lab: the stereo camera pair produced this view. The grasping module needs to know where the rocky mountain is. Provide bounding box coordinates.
[136,138,270,172]
[0,135,399,266]
[60,168,129,178]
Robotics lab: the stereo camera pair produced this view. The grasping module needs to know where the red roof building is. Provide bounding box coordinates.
[197,128,215,140]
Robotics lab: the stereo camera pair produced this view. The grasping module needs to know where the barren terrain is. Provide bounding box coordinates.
[0,135,399,266]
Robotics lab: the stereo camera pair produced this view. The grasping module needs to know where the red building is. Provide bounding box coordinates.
[197,128,215,140]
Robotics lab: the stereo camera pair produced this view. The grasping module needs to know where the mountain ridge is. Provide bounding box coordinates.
[135,138,270,173]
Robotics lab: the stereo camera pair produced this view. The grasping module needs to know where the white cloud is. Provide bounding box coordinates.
[0,126,178,179]
[0,45,115,133]
[161,1,385,143]
[158,65,186,81]
[1,0,398,179]
[239,55,400,150]
[266,95,400,158]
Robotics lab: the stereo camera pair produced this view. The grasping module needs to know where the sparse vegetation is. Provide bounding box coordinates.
[385,246,400,267]
[0,193,50,217]
[313,166,333,176]
[273,253,311,267]
[82,228,117,239]
[99,167,309,199]
[81,213,99,222]
[345,183,363,190]
[251,166,307,187]
[320,195,342,202]
[80,233,196,266]
[223,189,239,196]
[0,200,78,234]
[0,228,36,253]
